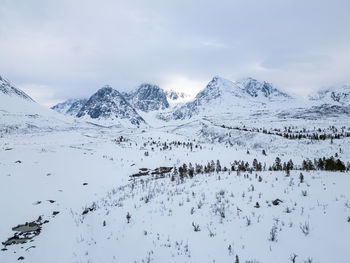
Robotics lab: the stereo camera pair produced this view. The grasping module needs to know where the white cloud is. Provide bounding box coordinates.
[18,83,59,107]
[0,0,349,105]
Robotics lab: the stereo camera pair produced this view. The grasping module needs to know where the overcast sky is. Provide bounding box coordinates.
[1,0,350,106]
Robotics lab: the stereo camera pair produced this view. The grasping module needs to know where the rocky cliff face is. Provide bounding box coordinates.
[125,83,169,112]
[76,85,145,125]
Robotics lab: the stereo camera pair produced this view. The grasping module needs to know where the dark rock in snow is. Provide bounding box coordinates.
[272,199,283,206]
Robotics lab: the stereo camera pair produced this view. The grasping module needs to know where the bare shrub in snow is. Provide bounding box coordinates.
[245,216,251,226]
[269,225,278,242]
[126,212,131,223]
[289,253,298,263]
[285,206,292,213]
[300,221,310,236]
[192,222,200,232]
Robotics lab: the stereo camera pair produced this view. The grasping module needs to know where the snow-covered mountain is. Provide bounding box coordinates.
[0,75,75,135]
[236,77,291,100]
[76,85,145,125]
[66,99,88,116]
[169,76,294,120]
[0,75,34,102]
[51,98,87,116]
[124,83,169,112]
[165,90,191,102]
[309,84,350,106]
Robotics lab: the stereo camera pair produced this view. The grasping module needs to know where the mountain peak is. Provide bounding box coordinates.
[236,77,292,99]
[169,76,293,120]
[96,85,114,94]
[125,83,169,112]
[196,76,239,100]
[76,86,145,125]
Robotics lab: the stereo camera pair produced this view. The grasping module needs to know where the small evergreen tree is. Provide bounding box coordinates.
[216,160,222,173]
[273,157,282,171]
[126,212,131,223]
[299,172,304,183]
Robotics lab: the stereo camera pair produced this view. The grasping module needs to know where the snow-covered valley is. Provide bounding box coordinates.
[1,75,350,263]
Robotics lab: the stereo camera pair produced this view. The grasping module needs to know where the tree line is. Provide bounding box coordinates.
[172,156,348,181]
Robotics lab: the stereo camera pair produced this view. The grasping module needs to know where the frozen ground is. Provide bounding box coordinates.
[0,119,349,262]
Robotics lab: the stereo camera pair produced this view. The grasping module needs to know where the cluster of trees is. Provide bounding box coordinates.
[220,124,350,141]
[113,136,129,143]
[143,140,202,152]
[302,157,346,171]
[268,157,294,171]
[176,160,225,180]
[269,157,347,172]
[172,156,348,180]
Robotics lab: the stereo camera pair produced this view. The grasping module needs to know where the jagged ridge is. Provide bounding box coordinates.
[124,83,169,112]
[76,85,145,125]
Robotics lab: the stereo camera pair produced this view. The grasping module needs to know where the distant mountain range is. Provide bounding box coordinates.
[2,73,349,126]
[76,85,145,126]
[51,83,172,125]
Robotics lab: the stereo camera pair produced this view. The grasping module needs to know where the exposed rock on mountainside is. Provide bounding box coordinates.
[0,75,34,102]
[165,90,190,101]
[51,99,87,116]
[76,85,145,125]
[125,83,169,112]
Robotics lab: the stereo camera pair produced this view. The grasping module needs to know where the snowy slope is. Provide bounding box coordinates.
[0,75,77,135]
[0,124,349,263]
[309,84,350,106]
[51,98,87,116]
[0,75,34,102]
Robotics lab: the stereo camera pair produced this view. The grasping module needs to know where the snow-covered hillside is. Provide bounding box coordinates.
[309,84,350,106]
[51,98,87,116]
[0,75,34,102]
[0,76,77,135]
